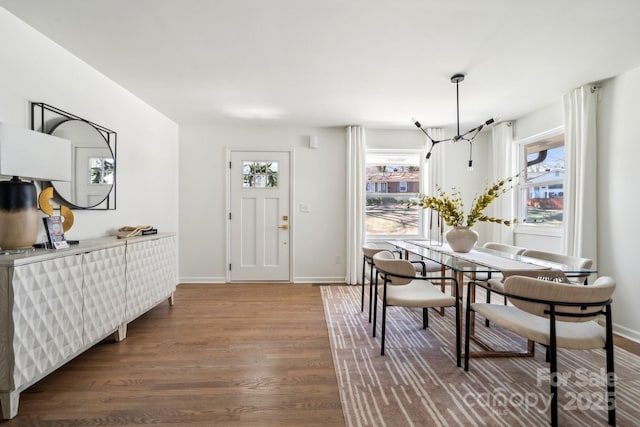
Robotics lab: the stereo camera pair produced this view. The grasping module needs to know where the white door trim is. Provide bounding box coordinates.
[225,147,295,282]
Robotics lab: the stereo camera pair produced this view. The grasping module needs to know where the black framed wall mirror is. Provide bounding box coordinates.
[31,103,117,210]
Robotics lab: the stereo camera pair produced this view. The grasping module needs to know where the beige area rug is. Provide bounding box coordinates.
[321,285,640,427]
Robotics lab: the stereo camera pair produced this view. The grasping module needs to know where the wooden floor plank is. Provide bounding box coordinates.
[3,283,345,426]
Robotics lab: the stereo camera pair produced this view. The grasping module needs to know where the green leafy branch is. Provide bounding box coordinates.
[407,173,519,227]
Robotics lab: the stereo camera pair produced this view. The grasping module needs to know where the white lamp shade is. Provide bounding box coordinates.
[0,122,71,181]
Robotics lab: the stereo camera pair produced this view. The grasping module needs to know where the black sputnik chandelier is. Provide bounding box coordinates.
[413,73,494,171]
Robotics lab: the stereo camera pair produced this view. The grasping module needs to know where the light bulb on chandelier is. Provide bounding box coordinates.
[413,73,494,171]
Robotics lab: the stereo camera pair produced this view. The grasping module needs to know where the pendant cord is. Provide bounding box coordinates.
[456,81,460,138]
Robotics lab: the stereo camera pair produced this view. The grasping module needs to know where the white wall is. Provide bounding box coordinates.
[366,128,425,149]
[597,67,640,342]
[0,9,179,241]
[177,126,489,283]
[513,101,564,142]
[178,125,346,283]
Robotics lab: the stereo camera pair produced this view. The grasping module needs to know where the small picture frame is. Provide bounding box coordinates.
[43,216,69,249]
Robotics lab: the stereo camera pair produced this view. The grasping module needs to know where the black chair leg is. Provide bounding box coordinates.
[549,310,558,427]
[372,276,379,337]
[606,306,616,426]
[368,263,375,323]
[381,300,387,356]
[485,288,491,327]
[361,257,366,312]
[422,307,428,329]
[464,282,472,371]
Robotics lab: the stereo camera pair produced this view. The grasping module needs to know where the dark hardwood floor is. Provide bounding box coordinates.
[2,283,345,426]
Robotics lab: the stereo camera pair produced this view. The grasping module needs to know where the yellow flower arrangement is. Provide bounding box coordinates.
[410,174,519,227]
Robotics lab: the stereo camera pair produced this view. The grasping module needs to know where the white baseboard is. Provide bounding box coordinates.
[293,276,347,284]
[178,276,348,284]
[179,276,226,284]
[613,323,640,344]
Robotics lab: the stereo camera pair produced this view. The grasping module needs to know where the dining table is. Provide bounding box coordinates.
[387,239,596,296]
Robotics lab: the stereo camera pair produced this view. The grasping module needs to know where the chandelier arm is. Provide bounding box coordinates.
[459,118,494,142]
[425,143,435,159]
[418,127,437,144]
[413,119,440,145]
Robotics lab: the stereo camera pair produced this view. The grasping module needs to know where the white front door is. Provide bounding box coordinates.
[229,150,291,281]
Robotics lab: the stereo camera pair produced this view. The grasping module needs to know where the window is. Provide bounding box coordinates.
[365,150,422,236]
[89,157,114,185]
[518,133,564,226]
[242,161,279,188]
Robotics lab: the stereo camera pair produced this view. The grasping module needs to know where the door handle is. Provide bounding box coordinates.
[278,224,289,230]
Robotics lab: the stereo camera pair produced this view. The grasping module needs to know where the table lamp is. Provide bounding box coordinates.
[0,122,71,251]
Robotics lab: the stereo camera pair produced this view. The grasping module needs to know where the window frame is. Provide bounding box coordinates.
[515,127,564,235]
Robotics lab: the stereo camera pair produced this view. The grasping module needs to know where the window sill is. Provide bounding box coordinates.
[514,224,562,237]
[367,236,423,241]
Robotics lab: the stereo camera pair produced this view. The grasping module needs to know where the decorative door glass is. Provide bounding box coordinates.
[242,161,279,188]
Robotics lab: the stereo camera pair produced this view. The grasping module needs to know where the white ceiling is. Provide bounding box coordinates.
[2,0,640,130]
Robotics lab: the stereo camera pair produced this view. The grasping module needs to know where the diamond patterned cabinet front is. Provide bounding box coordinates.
[82,246,126,344]
[0,254,84,418]
[125,236,177,321]
[11,255,84,389]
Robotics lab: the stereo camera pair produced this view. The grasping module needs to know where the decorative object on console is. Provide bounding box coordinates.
[117,225,157,239]
[0,122,70,251]
[408,174,519,252]
[42,216,69,249]
[412,73,495,171]
[31,102,117,210]
[38,186,75,232]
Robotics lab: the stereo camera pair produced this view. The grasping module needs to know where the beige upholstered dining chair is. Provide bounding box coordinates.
[372,251,461,366]
[464,274,616,427]
[484,268,568,295]
[521,249,592,284]
[465,242,527,308]
[362,243,386,321]
[363,243,444,322]
[483,241,527,254]
[468,241,527,281]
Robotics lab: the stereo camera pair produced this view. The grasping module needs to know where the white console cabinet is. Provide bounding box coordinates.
[0,233,176,419]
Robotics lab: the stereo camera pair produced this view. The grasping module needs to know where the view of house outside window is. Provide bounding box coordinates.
[365,151,422,236]
[519,137,564,225]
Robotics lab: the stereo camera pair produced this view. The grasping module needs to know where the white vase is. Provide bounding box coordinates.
[445,226,478,253]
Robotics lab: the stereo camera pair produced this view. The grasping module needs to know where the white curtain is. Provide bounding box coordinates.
[346,126,366,284]
[488,121,517,243]
[562,85,598,264]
